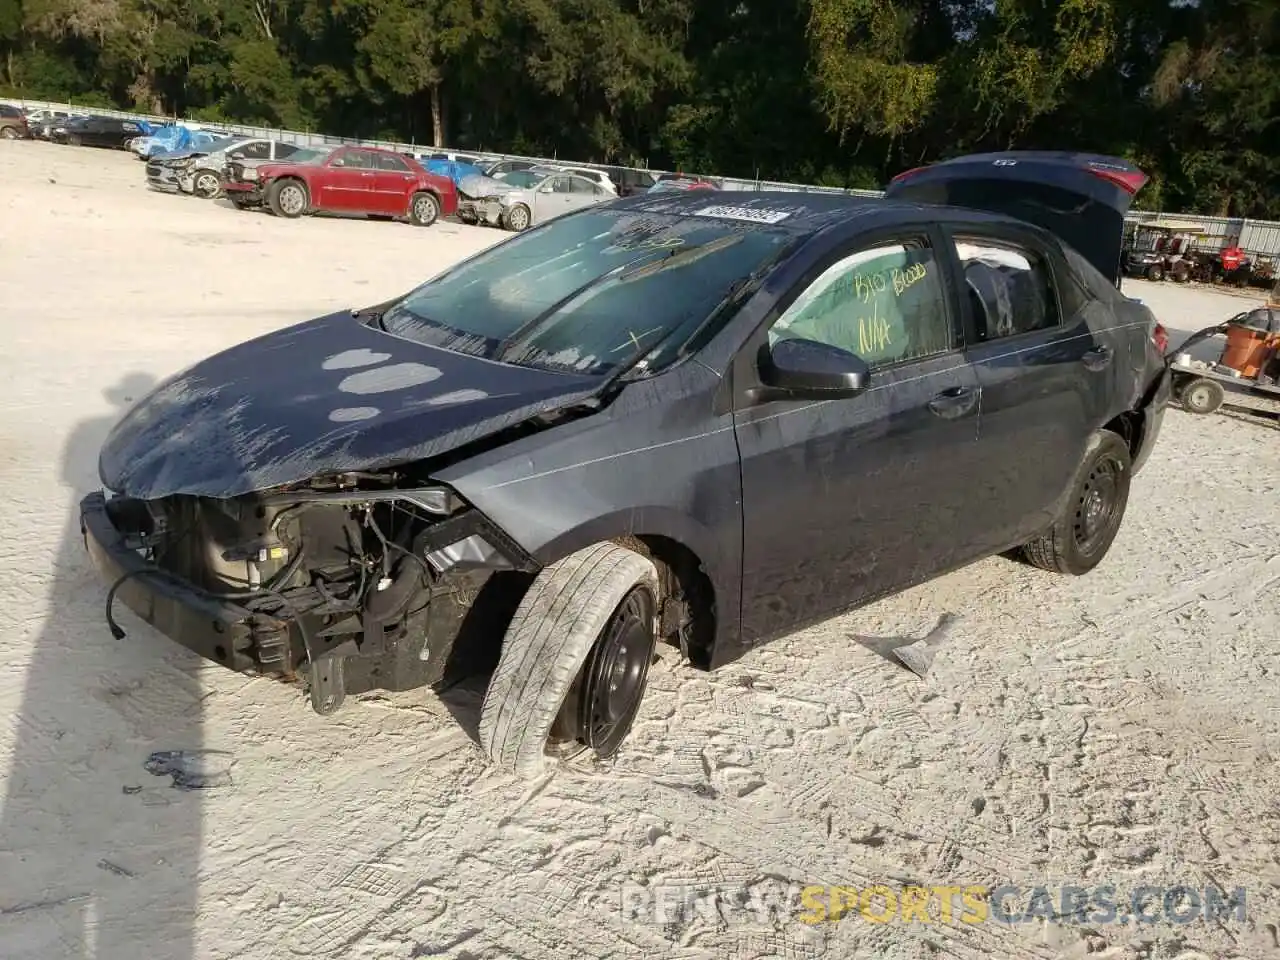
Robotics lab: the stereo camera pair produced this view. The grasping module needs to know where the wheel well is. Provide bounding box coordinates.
[611,534,716,670]
[272,175,308,193]
[1102,411,1142,461]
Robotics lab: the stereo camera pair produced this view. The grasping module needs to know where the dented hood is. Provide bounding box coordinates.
[99,311,599,500]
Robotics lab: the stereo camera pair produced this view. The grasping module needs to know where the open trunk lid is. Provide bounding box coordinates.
[884,151,1148,287]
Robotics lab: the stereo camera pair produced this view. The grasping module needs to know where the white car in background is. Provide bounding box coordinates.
[457,168,614,231]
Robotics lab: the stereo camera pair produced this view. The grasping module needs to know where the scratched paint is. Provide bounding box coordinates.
[425,389,489,405]
[322,349,393,370]
[329,407,381,422]
[338,363,442,395]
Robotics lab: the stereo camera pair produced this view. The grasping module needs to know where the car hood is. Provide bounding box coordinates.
[156,148,208,162]
[99,310,601,500]
[458,173,518,199]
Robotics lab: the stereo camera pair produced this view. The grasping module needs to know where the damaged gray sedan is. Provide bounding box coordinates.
[457,169,612,231]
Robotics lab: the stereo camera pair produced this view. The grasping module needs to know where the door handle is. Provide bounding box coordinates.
[1082,345,1113,370]
[927,386,978,419]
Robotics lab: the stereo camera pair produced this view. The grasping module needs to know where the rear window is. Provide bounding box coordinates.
[382,208,799,376]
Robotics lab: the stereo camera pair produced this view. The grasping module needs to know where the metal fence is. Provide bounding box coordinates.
[6,95,1277,251]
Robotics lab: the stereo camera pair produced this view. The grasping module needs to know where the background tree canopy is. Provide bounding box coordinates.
[1,0,1276,216]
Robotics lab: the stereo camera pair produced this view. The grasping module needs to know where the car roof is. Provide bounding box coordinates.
[609,189,1021,237]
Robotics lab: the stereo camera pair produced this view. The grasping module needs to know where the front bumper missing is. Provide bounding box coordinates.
[79,491,287,675]
[457,198,506,226]
[79,489,541,705]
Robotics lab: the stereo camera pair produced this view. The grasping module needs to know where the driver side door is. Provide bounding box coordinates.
[733,228,983,645]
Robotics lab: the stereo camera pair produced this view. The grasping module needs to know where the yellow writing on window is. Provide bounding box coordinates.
[893,262,927,296]
[857,299,894,355]
[829,260,930,306]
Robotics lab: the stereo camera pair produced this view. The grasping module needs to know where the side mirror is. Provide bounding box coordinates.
[751,337,870,403]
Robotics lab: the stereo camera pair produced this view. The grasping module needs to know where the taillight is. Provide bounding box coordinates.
[1088,167,1148,195]
[1151,321,1169,355]
[891,165,928,184]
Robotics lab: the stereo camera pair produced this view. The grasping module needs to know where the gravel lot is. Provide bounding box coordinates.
[1,140,1278,960]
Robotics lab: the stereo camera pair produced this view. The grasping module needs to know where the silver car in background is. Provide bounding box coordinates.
[456,168,613,231]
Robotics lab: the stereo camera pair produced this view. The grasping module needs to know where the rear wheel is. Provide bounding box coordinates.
[410,192,440,227]
[267,179,308,218]
[1179,377,1225,415]
[1146,264,1164,281]
[1020,430,1132,576]
[479,542,660,779]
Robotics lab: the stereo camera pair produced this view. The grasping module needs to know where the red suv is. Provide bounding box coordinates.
[225,144,458,226]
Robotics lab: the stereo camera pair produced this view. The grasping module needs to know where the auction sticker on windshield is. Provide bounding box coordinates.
[693,205,793,224]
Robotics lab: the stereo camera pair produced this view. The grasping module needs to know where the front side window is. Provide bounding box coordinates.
[953,236,1060,341]
[768,237,953,368]
[381,209,799,376]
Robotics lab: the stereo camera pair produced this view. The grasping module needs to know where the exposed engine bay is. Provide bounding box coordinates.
[100,471,538,714]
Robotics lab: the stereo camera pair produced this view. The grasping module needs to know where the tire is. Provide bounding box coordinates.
[1147,265,1164,281]
[1020,430,1132,576]
[267,179,308,218]
[409,191,440,227]
[1,126,18,140]
[479,542,660,779]
[69,135,82,147]
[191,169,221,199]
[1179,377,1225,415]
[503,203,531,232]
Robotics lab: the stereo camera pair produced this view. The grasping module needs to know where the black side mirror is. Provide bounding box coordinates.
[750,337,870,403]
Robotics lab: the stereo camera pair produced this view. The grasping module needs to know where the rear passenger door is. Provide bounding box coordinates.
[371,151,417,214]
[943,225,1102,552]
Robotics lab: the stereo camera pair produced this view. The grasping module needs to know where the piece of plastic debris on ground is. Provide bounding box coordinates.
[891,612,961,679]
[144,749,235,789]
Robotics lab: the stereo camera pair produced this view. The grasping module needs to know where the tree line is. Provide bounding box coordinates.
[1,0,1276,217]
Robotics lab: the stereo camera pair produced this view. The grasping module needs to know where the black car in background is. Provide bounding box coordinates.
[50,114,147,148]
[80,151,1171,780]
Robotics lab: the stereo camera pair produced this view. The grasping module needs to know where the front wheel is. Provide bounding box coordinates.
[479,542,660,779]
[191,169,221,199]
[503,203,531,232]
[409,191,440,227]
[1146,265,1164,281]
[266,179,308,219]
[1019,430,1132,576]
[1,127,19,140]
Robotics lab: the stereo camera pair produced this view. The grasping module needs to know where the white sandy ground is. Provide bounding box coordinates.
[1,140,1278,960]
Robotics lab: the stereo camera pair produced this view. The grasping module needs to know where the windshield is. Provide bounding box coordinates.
[288,148,330,164]
[497,170,543,188]
[381,208,797,377]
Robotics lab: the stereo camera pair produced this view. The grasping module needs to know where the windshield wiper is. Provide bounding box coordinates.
[494,263,631,363]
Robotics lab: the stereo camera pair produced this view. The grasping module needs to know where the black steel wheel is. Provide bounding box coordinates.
[479,542,660,779]
[1019,430,1132,576]
[571,584,658,758]
[1180,377,1225,415]
[1072,454,1124,558]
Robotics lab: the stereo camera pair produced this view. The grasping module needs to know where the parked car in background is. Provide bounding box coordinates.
[132,124,223,160]
[221,146,334,208]
[457,168,614,231]
[0,103,31,139]
[20,107,78,140]
[146,135,246,194]
[78,151,1171,780]
[227,145,456,226]
[50,115,147,149]
[149,136,302,198]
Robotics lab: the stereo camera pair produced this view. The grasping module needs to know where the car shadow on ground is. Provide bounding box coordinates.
[0,373,206,960]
